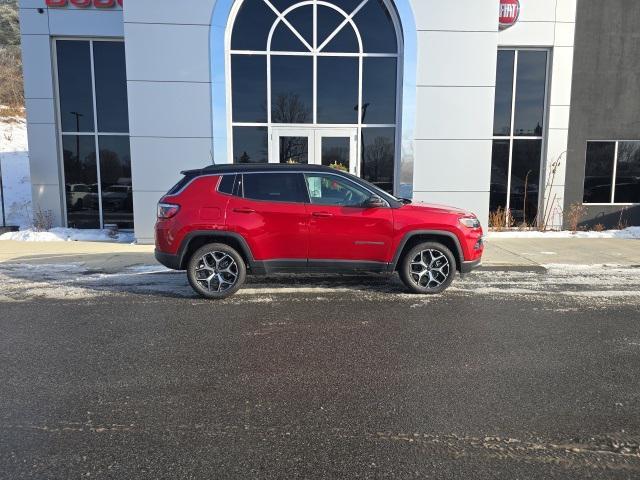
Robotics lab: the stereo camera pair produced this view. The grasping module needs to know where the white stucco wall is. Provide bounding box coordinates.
[409,0,500,228]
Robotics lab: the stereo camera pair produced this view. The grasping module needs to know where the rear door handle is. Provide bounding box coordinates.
[233,208,255,214]
[312,212,333,218]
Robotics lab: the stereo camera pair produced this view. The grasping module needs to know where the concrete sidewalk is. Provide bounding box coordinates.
[1,237,639,273]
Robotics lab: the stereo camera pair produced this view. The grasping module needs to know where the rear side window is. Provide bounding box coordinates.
[166,174,195,195]
[242,173,307,203]
[218,174,236,195]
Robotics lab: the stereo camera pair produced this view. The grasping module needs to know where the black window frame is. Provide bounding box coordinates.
[582,140,640,205]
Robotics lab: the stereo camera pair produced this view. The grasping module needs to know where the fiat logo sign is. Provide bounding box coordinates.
[499,0,520,31]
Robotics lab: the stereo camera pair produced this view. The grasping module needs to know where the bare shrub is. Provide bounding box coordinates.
[566,203,587,233]
[32,207,53,232]
[0,46,23,112]
[592,223,605,232]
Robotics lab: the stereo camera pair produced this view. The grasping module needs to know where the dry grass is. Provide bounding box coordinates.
[489,207,510,231]
[0,47,23,113]
[592,223,605,232]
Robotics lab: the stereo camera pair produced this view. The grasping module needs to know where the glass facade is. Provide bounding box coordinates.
[56,39,132,229]
[490,49,548,226]
[583,141,640,204]
[229,0,400,192]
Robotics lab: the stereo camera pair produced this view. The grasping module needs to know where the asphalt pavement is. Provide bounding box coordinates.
[1,266,640,479]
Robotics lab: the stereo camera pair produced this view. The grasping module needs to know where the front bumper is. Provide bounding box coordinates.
[460,258,482,274]
[155,249,182,270]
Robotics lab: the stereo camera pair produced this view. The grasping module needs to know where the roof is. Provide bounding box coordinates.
[181,163,338,176]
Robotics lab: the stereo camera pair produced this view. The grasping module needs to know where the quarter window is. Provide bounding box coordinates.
[583,141,640,204]
[242,173,307,203]
[490,49,549,226]
[56,39,132,229]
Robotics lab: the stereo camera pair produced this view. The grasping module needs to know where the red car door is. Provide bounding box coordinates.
[226,172,308,261]
[303,173,394,263]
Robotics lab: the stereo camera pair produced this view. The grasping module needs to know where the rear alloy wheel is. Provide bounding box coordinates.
[187,243,246,299]
[399,242,457,294]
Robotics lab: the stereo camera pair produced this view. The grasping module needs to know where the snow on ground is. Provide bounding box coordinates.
[0,118,32,227]
[0,227,135,243]
[487,227,640,239]
[0,262,639,307]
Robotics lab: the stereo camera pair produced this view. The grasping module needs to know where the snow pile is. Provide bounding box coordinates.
[0,227,135,243]
[487,227,640,239]
[0,118,32,227]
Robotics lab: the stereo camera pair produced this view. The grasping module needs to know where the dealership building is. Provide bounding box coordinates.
[17,0,640,242]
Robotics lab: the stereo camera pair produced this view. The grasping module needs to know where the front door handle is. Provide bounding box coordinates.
[312,211,333,218]
[233,208,255,214]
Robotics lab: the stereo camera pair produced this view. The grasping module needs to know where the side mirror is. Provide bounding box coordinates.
[363,195,385,209]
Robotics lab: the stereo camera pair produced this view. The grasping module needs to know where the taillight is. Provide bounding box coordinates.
[157,203,180,219]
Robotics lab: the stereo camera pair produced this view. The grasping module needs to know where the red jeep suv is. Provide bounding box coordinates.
[155,164,483,299]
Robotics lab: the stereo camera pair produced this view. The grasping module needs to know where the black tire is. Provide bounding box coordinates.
[399,241,457,294]
[187,243,246,299]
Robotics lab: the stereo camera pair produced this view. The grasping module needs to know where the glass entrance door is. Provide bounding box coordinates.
[271,128,358,174]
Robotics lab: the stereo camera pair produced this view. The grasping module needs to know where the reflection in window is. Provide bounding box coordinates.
[361,128,395,193]
[56,41,94,132]
[229,0,400,190]
[353,0,397,53]
[317,57,358,124]
[509,140,542,225]
[57,40,131,229]
[493,50,514,136]
[93,42,129,133]
[321,137,350,170]
[279,137,309,164]
[243,173,306,203]
[63,135,99,229]
[514,51,547,136]
[583,142,615,204]
[271,56,313,123]
[489,140,510,213]
[232,55,267,123]
[362,57,397,124]
[233,127,268,163]
[98,136,133,229]
[489,49,548,226]
[615,142,640,203]
[305,173,370,207]
[231,0,277,51]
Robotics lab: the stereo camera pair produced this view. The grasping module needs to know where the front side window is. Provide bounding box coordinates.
[56,39,132,229]
[490,49,548,226]
[583,141,640,204]
[304,173,370,207]
[242,173,307,203]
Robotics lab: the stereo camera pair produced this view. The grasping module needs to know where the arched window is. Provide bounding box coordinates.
[227,0,401,192]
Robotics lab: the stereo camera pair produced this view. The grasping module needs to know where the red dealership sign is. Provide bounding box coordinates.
[45,0,123,7]
[499,0,520,31]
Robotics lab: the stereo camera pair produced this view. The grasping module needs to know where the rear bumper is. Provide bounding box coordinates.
[155,249,182,270]
[460,258,482,274]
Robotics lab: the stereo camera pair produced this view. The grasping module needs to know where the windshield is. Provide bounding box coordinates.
[344,172,402,204]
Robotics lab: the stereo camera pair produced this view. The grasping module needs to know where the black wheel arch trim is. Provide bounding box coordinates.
[176,230,256,270]
[391,230,465,272]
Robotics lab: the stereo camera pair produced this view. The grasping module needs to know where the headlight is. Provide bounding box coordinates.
[459,216,481,229]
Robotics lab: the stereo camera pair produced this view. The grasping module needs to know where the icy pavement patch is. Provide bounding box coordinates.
[487,227,640,239]
[0,262,639,306]
[0,227,135,243]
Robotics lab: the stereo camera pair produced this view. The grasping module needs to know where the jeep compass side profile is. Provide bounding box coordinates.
[155,164,483,299]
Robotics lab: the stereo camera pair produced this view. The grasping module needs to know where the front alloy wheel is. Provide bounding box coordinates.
[187,243,246,299]
[400,242,456,294]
